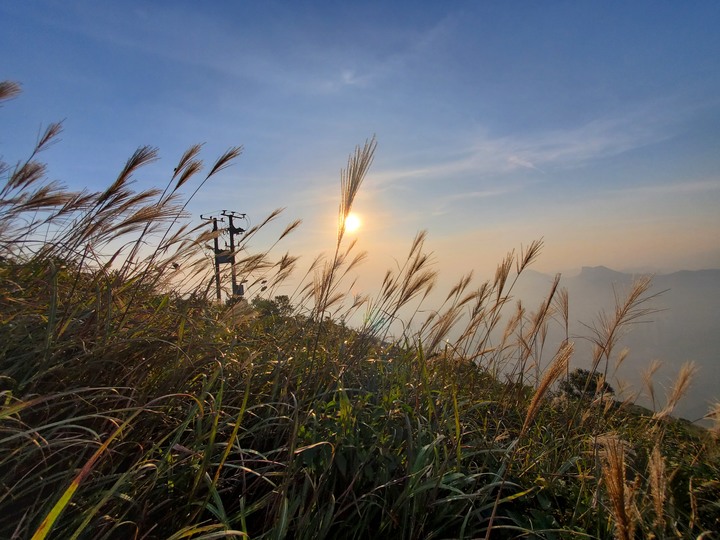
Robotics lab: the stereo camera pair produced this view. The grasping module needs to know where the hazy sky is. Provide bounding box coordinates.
[2,2,720,293]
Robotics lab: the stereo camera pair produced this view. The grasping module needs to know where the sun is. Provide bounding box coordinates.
[344,212,361,233]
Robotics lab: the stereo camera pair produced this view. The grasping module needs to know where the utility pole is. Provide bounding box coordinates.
[200,214,225,301]
[200,211,247,301]
[221,210,246,297]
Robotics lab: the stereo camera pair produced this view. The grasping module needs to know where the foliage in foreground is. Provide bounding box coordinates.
[1,81,719,539]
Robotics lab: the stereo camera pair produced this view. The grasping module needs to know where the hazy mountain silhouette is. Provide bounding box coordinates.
[513,266,720,422]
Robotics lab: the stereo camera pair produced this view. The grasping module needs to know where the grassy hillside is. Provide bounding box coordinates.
[1,81,719,539]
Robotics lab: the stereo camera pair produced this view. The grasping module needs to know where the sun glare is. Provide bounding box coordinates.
[344,213,361,233]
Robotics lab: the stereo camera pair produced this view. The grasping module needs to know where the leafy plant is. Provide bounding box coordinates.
[559,368,615,401]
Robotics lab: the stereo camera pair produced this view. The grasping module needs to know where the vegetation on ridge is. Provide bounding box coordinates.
[1,81,719,539]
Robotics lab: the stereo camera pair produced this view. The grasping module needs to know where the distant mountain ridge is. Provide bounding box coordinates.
[578,265,633,281]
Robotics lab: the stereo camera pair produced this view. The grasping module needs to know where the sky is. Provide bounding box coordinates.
[2,1,720,297]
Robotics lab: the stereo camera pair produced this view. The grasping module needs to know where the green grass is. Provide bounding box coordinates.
[1,81,719,539]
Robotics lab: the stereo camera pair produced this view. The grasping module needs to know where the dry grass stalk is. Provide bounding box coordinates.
[463,245,547,375]
[9,161,48,192]
[648,443,667,531]
[642,359,663,411]
[516,239,543,273]
[97,146,159,206]
[444,271,474,303]
[518,273,560,385]
[424,304,464,354]
[171,143,203,192]
[338,136,376,243]
[207,146,244,178]
[553,286,570,333]
[706,402,720,440]
[278,219,302,242]
[598,434,638,540]
[521,341,573,436]
[421,273,478,352]
[0,80,22,101]
[455,285,511,359]
[562,277,659,432]
[312,137,376,323]
[496,301,524,350]
[493,251,514,299]
[362,230,437,341]
[174,159,203,193]
[654,361,697,420]
[614,347,629,372]
[36,122,63,153]
[588,276,658,373]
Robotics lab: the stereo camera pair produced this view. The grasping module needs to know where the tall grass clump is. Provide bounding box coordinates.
[2,82,719,539]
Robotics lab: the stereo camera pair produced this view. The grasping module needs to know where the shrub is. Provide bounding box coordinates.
[559,368,615,400]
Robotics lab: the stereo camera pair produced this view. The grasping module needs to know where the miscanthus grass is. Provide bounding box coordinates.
[1,82,719,539]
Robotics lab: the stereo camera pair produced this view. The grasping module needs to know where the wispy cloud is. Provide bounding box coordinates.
[371,104,680,187]
[508,155,545,173]
[306,14,458,95]
[609,179,720,197]
[311,68,376,93]
[430,186,523,216]
[51,4,464,100]
[502,112,672,166]
[341,69,366,86]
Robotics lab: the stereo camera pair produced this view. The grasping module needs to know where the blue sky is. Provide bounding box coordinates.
[2,1,720,292]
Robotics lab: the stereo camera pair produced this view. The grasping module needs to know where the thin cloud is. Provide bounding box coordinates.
[372,105,680,186]
[430,185,522,216]
[341,69,371,87]
[609,179,720,196]
[313,69,376,93]
[441,187,520,202]
[506,113,671,166]
[43,4,380,97]
[508,155,545,173]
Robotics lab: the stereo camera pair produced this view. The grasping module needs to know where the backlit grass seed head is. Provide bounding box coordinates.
[654,361,697,420]
[0,80,22,102]
[642,359,663,410]
[598,434,638,540]
[649,443,667,530]
[522,341,572,435]
[614,347,629,371]
[338,136,376,243]
[705,402,720,440]
[516,239,543,273]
